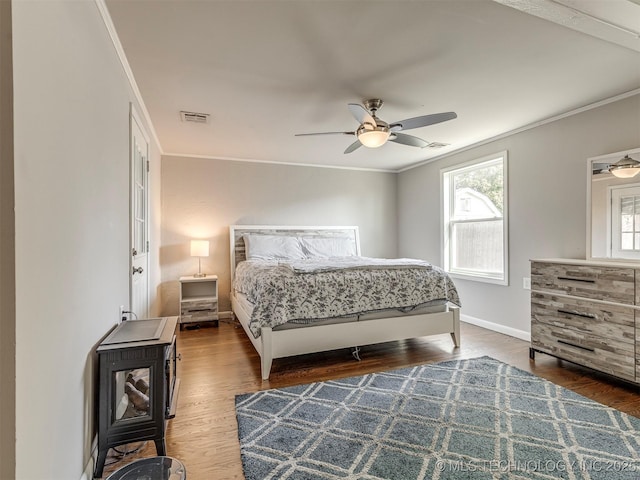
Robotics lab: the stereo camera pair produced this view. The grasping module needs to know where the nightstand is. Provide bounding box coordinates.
[179,275,219,328]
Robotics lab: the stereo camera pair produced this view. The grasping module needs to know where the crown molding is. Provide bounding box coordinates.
[161,153,395,173]
[94,0,163,154]
[399,88,640,173]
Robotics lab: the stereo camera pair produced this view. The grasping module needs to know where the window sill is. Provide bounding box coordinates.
[448,271,508,286]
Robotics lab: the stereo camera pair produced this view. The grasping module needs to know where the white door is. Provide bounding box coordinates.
[610,184,640,260]
[130,106,150,318]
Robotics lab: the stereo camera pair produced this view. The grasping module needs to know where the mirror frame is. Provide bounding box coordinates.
[587,146,640,261]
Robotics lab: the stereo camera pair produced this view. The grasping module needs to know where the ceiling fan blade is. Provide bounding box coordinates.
[344,140,362,154]
[389,132,429,148]
[389,112,457,132]
[348,103,376,127]
[295,131,355,136]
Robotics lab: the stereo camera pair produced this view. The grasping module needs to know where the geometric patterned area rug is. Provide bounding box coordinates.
[235,356,640,480]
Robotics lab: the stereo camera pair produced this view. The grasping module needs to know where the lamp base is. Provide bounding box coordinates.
[193,273,206,278]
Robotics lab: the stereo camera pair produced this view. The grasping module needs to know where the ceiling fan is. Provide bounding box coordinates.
[295,99,457,154]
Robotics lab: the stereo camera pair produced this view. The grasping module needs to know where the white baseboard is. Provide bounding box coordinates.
[80,455,94,480]
[80,436,97,480]
[218,310,233,319]
[461,313,531,342]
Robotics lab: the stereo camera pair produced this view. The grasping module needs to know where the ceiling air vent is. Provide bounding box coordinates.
[425,142,449,148]
[180,111,210,124]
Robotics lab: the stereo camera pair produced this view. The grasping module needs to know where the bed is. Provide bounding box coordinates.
[229,225,461,380]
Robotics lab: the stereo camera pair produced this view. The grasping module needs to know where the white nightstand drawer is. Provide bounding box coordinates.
[180,313,218,323]
[181,300,217,314]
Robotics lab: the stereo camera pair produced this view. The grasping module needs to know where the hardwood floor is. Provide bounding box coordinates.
[99,320,639,479]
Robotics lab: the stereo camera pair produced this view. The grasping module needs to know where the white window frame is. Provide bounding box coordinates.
[441,151,509,285]
[608,184,640,260]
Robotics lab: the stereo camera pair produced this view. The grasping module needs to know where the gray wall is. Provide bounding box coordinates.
[160,156,397,315]
[11,2,162,478]
[398,94,640,336]
[0,0,15,478]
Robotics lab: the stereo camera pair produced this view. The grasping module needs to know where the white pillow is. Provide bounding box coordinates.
[300,236,357,258]
[243,234,305,261]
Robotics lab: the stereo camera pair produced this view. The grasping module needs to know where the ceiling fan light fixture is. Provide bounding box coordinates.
[295,99,457,154]
[357,125,390,148]
[609,155,640,178]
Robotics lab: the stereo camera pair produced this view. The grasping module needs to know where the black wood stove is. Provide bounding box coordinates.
[94,317,180,478]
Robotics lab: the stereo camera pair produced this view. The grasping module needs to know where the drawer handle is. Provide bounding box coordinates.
[557,276,595,284]
[557,309,596,320]
[188,308,212,312]
[557,339,595,353]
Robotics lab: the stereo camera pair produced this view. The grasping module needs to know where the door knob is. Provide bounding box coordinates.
[132,266,144,274]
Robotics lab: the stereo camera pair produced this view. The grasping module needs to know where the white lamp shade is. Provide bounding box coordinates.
[358,129,390,148]
[609,155,640,178]
[190,240,209,257]
[610,168,640,179]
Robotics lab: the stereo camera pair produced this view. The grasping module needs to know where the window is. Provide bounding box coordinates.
[442,152,508,285]
[609,184,640,259]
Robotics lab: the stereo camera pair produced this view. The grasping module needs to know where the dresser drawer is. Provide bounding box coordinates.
[637,321,640,382]
[531,262,635,305]
[531,321,636,381]
[531,292,635,343]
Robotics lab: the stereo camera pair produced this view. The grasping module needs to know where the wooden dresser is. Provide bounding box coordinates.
[530,259,639,384]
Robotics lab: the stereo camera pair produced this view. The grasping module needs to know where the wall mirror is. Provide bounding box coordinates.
[587,147,640,260]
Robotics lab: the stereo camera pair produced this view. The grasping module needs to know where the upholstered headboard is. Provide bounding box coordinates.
[228,225,360,283]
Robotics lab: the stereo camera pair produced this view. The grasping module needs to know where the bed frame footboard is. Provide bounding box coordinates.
[232,293,460,380]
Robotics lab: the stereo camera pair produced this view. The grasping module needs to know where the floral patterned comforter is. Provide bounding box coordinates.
[233,257,461,338]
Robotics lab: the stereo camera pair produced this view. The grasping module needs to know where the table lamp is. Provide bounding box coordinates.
[190,239,209,277]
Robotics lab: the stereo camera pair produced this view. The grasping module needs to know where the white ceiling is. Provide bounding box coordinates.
[105,0,640,172]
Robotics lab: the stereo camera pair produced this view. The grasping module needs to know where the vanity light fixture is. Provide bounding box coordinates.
[190,239,209,277]
[608,155,640,178]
